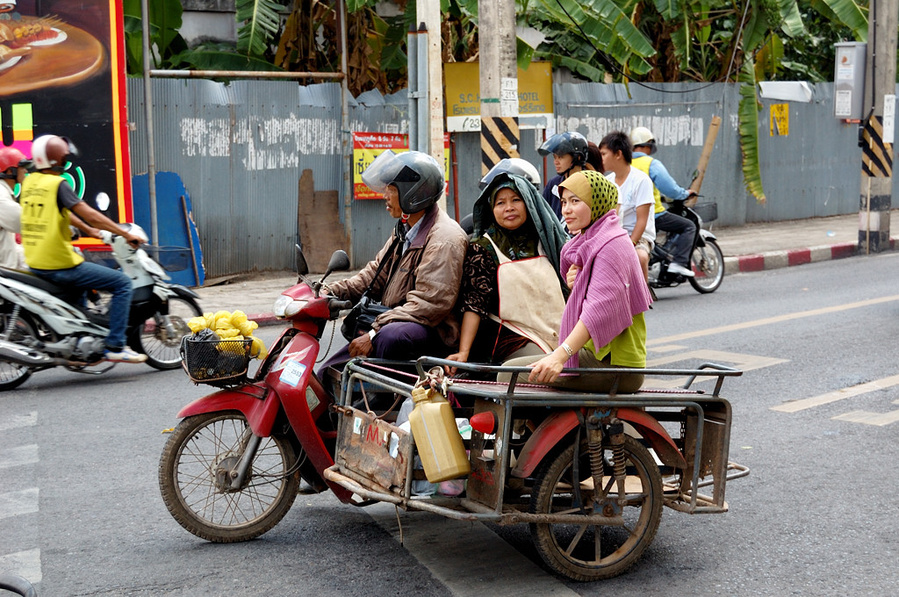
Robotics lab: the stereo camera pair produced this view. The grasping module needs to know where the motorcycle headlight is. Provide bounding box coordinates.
[273,295,308,318]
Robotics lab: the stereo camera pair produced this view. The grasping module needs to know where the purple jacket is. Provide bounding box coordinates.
[559,210,652,368]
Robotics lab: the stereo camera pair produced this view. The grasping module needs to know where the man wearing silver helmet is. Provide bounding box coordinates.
[325,150,467,361]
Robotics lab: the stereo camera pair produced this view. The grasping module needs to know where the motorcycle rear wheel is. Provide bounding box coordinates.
[688,239,724,294]
[159,412,300,543]
[0,311,37,391]
[134,296,202,370]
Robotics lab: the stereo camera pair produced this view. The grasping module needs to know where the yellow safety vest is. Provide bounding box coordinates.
[20,173,84,270]
[631,155,665,214]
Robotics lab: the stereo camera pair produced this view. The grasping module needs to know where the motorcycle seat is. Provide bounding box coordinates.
[0,267,84,303]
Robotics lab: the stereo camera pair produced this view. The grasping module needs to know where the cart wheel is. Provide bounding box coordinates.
[529,436,663,581]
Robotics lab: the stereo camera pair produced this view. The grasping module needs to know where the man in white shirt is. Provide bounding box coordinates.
[599,131,655,281]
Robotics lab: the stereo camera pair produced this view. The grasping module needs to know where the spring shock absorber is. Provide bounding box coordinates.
[606,420,627,507]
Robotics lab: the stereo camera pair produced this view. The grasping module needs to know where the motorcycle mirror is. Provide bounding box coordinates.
[325,250,350,274]
[95,192,111,211]
[294,244,309,276]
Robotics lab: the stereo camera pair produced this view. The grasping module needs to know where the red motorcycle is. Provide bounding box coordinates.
[159,248,749,582]
[158,249,358,541]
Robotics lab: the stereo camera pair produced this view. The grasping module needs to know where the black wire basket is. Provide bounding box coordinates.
[692,201,718,224]
[143,246,192,272]
[180,336,253,387]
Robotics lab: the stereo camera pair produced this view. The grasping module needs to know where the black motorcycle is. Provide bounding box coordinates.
[649,200,724,294]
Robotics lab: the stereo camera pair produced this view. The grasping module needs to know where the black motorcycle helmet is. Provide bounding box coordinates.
[538,131,589,168]
[362,150,445,214]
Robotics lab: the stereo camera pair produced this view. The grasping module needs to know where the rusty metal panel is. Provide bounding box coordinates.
[335,407,412,493]
[466,398,506,510]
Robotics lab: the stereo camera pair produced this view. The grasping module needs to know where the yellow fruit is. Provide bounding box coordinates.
[250,336,268,359]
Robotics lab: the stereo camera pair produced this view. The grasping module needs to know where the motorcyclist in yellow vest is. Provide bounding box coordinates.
[20,135,148,363]
[629,127,697,278]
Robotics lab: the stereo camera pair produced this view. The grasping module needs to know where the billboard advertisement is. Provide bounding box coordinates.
[0,0,131,224]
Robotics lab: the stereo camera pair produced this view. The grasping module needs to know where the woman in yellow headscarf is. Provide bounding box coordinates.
[502,170,652,393]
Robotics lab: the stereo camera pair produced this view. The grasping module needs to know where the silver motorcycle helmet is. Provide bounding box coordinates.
[479,157,542,190]
[362,150,444,214]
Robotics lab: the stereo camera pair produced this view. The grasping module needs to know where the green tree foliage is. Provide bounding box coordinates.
[125,0,871,203]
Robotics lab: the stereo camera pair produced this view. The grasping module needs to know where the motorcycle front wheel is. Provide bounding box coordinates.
[0,311,38,391]
[134,296,202,370]
[159,412,300,543]
[688,239,725,294]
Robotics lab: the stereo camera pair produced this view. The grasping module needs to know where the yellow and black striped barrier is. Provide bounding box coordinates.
[861,115,893,178]
[480,116,520,176]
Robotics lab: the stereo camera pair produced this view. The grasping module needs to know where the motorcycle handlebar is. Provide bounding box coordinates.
[328,298,353,318]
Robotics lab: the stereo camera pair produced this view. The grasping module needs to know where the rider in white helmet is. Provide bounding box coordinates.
[629,127,697,278]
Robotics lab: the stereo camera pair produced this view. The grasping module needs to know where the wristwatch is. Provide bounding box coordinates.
[368,329,377,341]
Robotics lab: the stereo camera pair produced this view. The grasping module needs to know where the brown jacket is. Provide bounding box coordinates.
[329,205,467,347]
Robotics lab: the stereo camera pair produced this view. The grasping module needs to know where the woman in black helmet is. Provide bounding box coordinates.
[538,131,601,220]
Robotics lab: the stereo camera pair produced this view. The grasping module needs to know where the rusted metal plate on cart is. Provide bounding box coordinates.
[336,408,412,492]
[466,398,506,509]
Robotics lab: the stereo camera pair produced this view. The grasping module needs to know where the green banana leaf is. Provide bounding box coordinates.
[738,60,766,204]
[812,0,868,41]
[236,0,284,58]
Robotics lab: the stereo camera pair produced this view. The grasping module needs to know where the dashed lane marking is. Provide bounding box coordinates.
[832,409,899,426]
[0,412,37,433]
[0,488,39,521]
[647,294,899,346]
[0,549,42,584]
[0,445,39,470]
[366,502,579,596]
[770,374,899,413]
[644,349,788,389]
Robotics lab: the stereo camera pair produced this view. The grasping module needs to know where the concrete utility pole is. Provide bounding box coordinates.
[858,0,898,253]
[415,0,446,209]
[478,0,520,176]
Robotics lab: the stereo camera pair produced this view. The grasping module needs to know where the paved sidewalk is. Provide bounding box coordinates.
[194,211,898,326]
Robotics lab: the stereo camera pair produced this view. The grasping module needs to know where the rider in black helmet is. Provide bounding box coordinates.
[538,131,594,220]
[321,150,468,368]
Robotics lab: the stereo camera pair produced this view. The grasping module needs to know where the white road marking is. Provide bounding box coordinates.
[649,344,688,353]
[0,445,39,470]
[0,488,39,521]
[0,549,42,584]
[0,412,37,432]
[644,349,788,389]
[832,409,899,426]
[366,502,579,596]
[647,294,899,346]
[770,374,899,413]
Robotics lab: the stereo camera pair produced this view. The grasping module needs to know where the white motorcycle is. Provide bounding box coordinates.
[0,223,202,390]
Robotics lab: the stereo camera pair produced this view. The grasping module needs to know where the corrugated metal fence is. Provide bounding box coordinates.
[127,79,897,278]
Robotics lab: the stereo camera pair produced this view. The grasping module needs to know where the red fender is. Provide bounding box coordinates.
[177,383,279,437]
[511,407,686,478]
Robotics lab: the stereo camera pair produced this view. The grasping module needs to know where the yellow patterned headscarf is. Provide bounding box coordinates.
[558,170,618,224]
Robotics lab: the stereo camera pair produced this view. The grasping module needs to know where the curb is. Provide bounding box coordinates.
[246,312,283,328]
[723,238,897,274]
